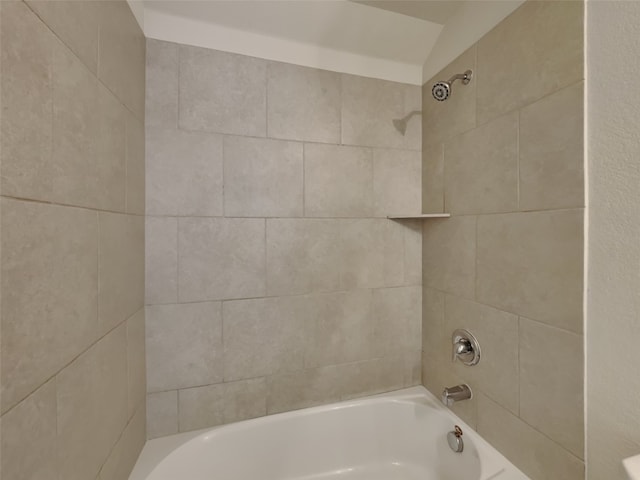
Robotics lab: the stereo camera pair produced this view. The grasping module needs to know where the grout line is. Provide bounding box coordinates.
[175,217,180,303]
[1,307,142,418]
[0,194,145,217]
[516,109,521,210]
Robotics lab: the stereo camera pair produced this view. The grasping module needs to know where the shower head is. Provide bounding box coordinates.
[432,82,451,101]
[392,110,422,135]
[431,70,473,101]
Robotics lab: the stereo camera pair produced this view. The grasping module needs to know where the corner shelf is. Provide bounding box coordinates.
[387,213,450,219]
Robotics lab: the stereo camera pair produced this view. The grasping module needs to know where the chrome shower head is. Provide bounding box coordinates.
[432,82,451,101]
[431,69,473,101]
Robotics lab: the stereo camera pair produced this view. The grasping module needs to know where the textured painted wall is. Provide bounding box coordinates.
[145,39,424,438]
[586,2,640,478]
[0,1,146,479]
[421,2,585,479]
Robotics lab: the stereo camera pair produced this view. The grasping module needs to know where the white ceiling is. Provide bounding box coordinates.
[132,0,524,85]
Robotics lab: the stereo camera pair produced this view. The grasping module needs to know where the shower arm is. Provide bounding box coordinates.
[447,71,473,86]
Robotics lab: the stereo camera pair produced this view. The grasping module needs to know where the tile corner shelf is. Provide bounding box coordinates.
[386,213,451,219]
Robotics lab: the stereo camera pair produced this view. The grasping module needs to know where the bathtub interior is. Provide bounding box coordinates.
[131,388,527,480]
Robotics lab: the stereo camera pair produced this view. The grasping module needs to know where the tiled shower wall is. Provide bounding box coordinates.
[145,40,423,438]
[1,1,145,479]
[421,2,584,479]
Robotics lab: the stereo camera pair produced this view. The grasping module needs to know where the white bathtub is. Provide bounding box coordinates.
[130,387,529,480]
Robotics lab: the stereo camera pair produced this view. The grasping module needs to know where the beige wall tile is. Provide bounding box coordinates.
[444,112,518,214]
[98,0,145,118]
[223,378,267,424]
[477,210,583,333]
[1,1,53,202]
[52,46,127,211]
[371,286,422,357]
[403,219,423,285]
[26,0,100,73]
[266,364,346,414]
[98,405,146,480]
[1,199,98,413]
[340,219,404,289]
[304,143,373,217]
[445,295,519,414]
[223,296,309,381]
[146,127,223,216]
[147,391,178,439]
[373,149,422,216]
[422,216,476,299]
[266,219,341,296]
[422,287,447,368]
[146,39,178,129]
[179,45,267,136]
[0,380,58,480]
[305,290,374,368]
[519,82,584,211]
[422,143,444,214]
[178,384,225,432]
[178,218,266,301]
[341,356,406,400]
[57,325,128,480]
[520,318,584,459]
[267,62,341,143]
[342,75,420,150]
[126,309,146,419]
[145,216,178,305]
[146,302,223,391]
[478,394,584,480]
[177,379,268,433]
[98,213,144,335]
[422,45,477,147]
[224,136,303,217]
[477,1,583,125]
[126,112,145,215]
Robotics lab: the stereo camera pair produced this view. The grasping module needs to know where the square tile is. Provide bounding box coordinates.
[477,210,583,333]
[179,45,267,136]
[266,219,341,296]
[146,302,223,392]
[444,112,518,215]
[178,218,266,302]
[224,136,303,217]
[146,127,223,216]
[223,296,308,381]
[267,62,341,143]
[304,144,373,217]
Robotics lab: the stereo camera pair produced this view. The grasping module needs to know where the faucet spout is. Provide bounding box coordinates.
[441,384,472,407]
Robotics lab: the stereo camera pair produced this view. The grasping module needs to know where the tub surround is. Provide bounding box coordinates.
[145,40,424,438]
[0,1,146,479]
[421,2,584,479]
